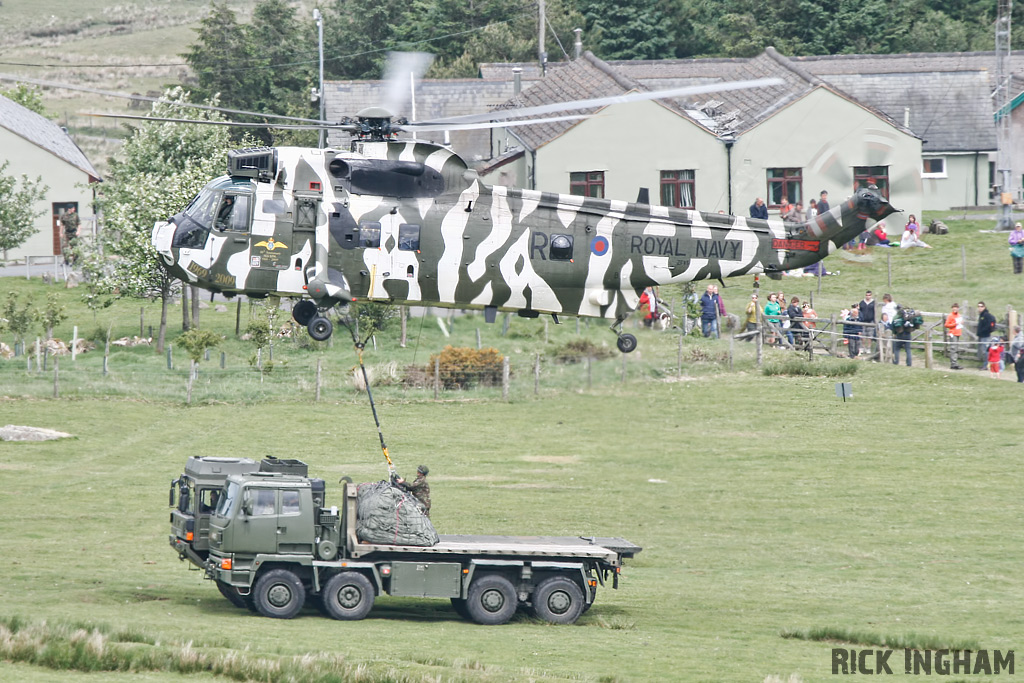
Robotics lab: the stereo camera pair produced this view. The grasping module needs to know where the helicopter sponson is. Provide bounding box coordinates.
[153,142,897,347]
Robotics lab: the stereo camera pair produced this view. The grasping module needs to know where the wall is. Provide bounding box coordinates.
[730,88,923,222]
[532,99,726,211]
[922,152,990,210]
[0,127,95,262]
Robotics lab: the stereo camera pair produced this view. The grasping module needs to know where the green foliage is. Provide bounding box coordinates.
[549,338,615,364]
[0,83,47,116]
[580,0,675,60]
[38,292,68,339]
[1,291,34,343]
[178,328,223,363]
[0,161,48,259]
[761,356,857,376]
[428,345,504,388]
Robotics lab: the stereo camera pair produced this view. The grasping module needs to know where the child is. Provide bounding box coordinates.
[988,337,1005,378]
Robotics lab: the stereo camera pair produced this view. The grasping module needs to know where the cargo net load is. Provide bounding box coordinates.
[356,481,439,546]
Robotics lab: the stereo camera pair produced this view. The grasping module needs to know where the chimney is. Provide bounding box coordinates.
[574,28,583,60]
[513,67,522,96]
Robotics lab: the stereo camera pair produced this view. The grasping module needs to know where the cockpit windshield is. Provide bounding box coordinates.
[216,481,240,517]
[185,187,222,228]
[172,179,254,249]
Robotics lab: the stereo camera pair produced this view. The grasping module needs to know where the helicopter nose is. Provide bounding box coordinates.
[152,220,175,260]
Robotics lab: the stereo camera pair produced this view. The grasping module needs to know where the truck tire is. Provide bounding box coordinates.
[531,576,585,624]
[465,574,517,625]
[216,580,248,609]
[253,569,306,619]
[322,571,375,621]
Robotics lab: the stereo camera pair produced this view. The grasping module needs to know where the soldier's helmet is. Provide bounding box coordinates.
[417,465,429,476]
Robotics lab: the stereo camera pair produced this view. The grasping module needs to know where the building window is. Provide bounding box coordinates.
[854,166,889,198]
[922,158,947,178]
[570,171,604,198]
[660,170,696,209]
[767,168,802,207]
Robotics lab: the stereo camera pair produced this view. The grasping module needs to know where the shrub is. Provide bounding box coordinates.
[762,357,858,377]
[550,338,615,364]
[427,346,505,389]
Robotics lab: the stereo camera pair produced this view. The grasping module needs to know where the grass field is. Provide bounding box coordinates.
[2,215,1024,681]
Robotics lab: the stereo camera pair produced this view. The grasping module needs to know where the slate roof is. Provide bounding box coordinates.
[496,49,910,151]
[791,52,1008,152]
[0,95,101,181]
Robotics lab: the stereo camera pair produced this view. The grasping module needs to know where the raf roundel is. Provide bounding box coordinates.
[590,236,610,256]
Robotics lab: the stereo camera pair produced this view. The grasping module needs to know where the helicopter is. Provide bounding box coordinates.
[3,62,897,352]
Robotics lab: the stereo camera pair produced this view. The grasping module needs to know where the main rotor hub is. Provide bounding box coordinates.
[352,106,403,142]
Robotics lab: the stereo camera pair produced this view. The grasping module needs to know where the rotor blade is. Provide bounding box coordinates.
[423,77,785,126]
[0,73,326,124]
[400,114,591,133]
[381,52,434,115]
[80,111,355,132]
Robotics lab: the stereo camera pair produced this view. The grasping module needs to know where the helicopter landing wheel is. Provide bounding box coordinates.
[616,333,637,353]
[292,300,317,326]
[308,315,333,341]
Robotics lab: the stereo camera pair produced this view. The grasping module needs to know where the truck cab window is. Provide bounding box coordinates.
[200,488,221,513]
[281,490,301,515]
[252,489,276,516]
[216,482,239,517]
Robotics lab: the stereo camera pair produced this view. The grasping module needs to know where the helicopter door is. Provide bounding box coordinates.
[362,215,420,301]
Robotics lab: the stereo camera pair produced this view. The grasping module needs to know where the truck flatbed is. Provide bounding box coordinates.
[349,535,641,565]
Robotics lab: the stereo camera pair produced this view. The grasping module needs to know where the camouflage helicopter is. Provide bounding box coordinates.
[5,63,897,352]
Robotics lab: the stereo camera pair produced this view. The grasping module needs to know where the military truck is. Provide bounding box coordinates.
[169,456,308,607]
[190,462,640,625]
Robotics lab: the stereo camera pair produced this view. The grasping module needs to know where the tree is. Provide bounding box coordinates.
[178,328,223,404]
[0,84,47,116]
[0,162,48,262]
[97,87,244,353]
[580,0,675,60]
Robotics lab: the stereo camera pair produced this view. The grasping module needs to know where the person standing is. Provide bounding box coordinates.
[881,294,897,325]
[1011,326,1024,382]
[987,338,1005,379]
[60,206,80,265]
[808,199,818,220]
[700,284,719,338]
[976,302,997,367]
[858,290,876,359]
[944,303,963,369]
[749,197,768,219]
[744,293,759,336]
[785,296,803,347]
[1009,222,1024,274]
[892,306,912,367]
[843,304,861,358]
[763,293,783,345]
[816,190,830,215]
[396,465,431,517]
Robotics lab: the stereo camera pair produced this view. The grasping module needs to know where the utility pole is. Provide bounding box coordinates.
[995,0,1014,229]
[314,8,326,149]
[538,0,547,75]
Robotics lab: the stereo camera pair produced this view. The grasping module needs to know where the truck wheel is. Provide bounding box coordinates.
[253,569,306,619]
[466,574,517,625]
[216,580,248,609]
[322,572,375,621]
[531,577,585,624]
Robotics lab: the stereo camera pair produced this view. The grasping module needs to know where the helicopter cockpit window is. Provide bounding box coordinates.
[214,194,251,232]
[262,199,288,215]
[398,223,420,251]
[550,234,573,261]
[359,222,381,248]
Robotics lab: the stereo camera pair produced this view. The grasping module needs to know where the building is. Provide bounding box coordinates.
[0,94,101,262]
[480,50,923,221]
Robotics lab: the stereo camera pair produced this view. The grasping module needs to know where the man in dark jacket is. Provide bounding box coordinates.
[749,198,768,220]
[858,290,876,359]
[817,190,830,215]
[699,284,720,338]
[977,302,997,366]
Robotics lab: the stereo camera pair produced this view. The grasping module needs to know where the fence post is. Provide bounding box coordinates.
[677,332,683,377]
[71,325,78,361]
[534,353,540,395]
[476,328,482,350]
[502,357,509,401]
[433,356,440,400]
[829,315,838,356]
[544,319,549,344]
[103,324,111,376]
[220,351,226,369]
[43,347,48,371]
[235,299,242,337]
[167,345,173,370]
[756,329,763,366]
[924,328,933,370]
[35,337,41,373]
[586,355,592,390]
[729,334,734,371]
[400,306,407,348]
[502,314,510,337]
[53,357,59,399]
[961,245,967,281]
[26,255,31,280]
[140,307,145,337]
[315,357,322,402]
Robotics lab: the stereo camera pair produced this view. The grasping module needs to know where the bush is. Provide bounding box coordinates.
[427,346,505,389]
[550,338,615,364]
[762,357,858,377]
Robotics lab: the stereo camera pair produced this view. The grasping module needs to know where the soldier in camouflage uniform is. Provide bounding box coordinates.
[61,206,80,265]
[396,465,431,517]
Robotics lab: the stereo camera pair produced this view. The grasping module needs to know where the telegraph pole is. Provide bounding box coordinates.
[538,0,547,75]
[314,8,326,149]
[995,0,1014,228]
